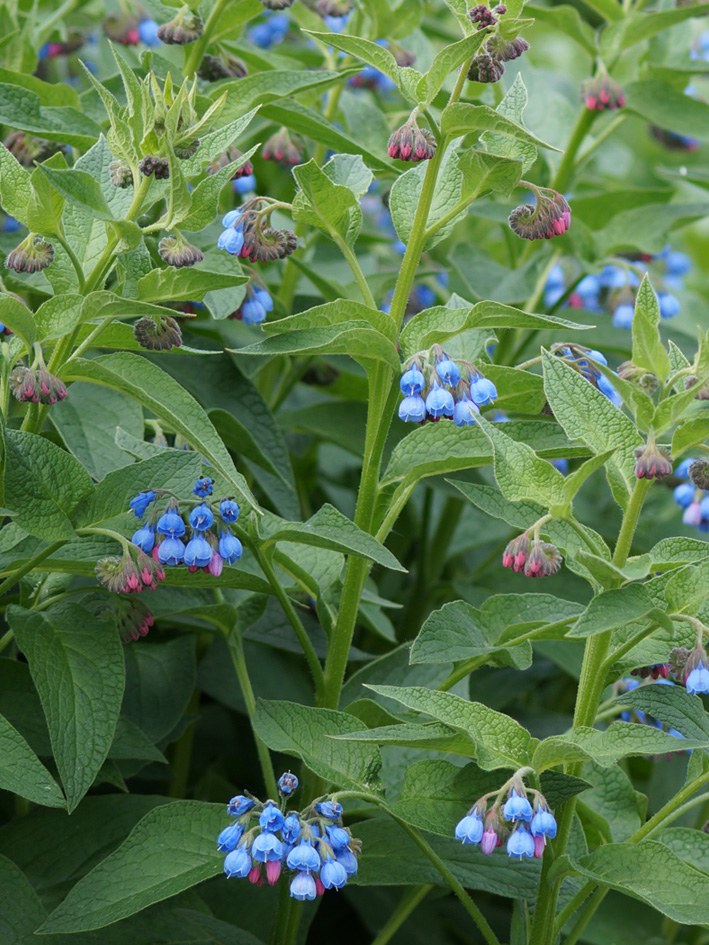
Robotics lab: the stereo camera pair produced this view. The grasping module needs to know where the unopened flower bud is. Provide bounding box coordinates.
[207,147,254,179]
[634,442,672,480]
[502,532,530,572]
[387,122,436,162]
[485,34,530,61]
[581,74,626,112]
[157,11,203,44]
[524,540,562,578]
[617,360,658,392]
[684,374,709,400]
[158,235,204,268]
[103,14,140,45]
[133,315,183,351]
[469,4,498,29]
[109,159,133,188]
[139,155,170,179]
[689,460,709,491]
[467,52,505,83]
[390,42,416,67]
[5,234,54,273]
[4,131,63,167]
[315,0,354,14]
[509,188,570,241]
[198,53,248,81]
[262,128,304,166]
[174,139,200,160]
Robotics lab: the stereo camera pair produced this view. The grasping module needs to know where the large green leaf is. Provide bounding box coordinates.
[0,713,64,808]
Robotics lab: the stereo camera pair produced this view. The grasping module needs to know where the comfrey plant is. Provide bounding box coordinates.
[3,1,709,945]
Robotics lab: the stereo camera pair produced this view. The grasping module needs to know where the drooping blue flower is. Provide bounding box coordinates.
[612,303,634,330]
[224,845,252,878]
[676,458,696,478]
[316,800,343,820]
[254,288,274,312]
[502,789,533,823]
[320,857,348,889]
[290,870,317,900]
[217,822,245,852]
[530,809,557,838]
[219,499,240,523]
[455,810,484,844]
[551,458,569,475]
[131,524,155,553]
[674,483,696,508]
[252,832,284,862]
[234,174,256,195]
[189,502,214,531]
[287,841,320,872]
[130,491,157,518]
[453,394,479,427]
[158,536,185,566]
[597,373,623,407]
[282,813,302,845]
[686,663,709,695]
[278,771,298,795]
[157,510,185,536]
[218,227,245,255]
[398,394,426,423]
[222,210,242,228]
[659,293,680,319]
[436,357,461,387]
[400,367,425,396]
[184,535,213,568]
[335,847,358,875]
[138,18,161,45]
[260,803,285,833]
[242,297,266,325]
[193,477,214,498]
[507,824,535,859]
[665,251,692,277]
[600,265,626,289]
[426,383,454,418]
[326,825,350,850]
[227,795,255,816]
[218,531,243,564]
[470,376,497,406]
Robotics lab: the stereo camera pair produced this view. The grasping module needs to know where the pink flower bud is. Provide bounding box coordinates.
[266,860,281,885]
[481,829,498,855]
[534,835,546,858]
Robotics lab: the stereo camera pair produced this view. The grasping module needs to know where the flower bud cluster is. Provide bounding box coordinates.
[466,6,529,84]
[95,549,165,595]
[218,206,297,264]
[634,441,672,481]
[218,775,360,898]
[158,234,204,269]
[115,597,154,643]
[398,347,497,426]
[139,155,170,180]
[127,479,243,575]
[263,128,304,166]
[387,119,436,163]
[133,315,183,351]
[207,147,254,180]
[455,778,556,860]
[581,74,626,111]
[5,234,54,273]
[502,531,562,578]
[509,187,570,241]
[157,10,203,45]
[198,53,248,81]
[9,363,67,406]
[671,458,709,532]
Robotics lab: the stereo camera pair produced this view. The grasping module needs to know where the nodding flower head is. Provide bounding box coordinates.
[5,234,54,273]
[467,52,505,83]
[387,120,436,162]
[193,477,214,498]
[581,74,626,111]
[138,155,169,180]
[9,364,66,406]
[133,315,183,351]
[219,498,240,523]
[507,823,535,859]
[263,128,304,166]
[227,795,255,817]
[198,53,248,81]
[509,186,570,241]
[158,235,204,268]
[634,442,673,481]
[469,4,499,29]
[95,549,165,594]
[502,532,530,572]
[485,34,530,62]
[208,147,253,179]
[523,540,562,578]
[455,808,484,845]
[683,645,709,695]
[156,10,203,44]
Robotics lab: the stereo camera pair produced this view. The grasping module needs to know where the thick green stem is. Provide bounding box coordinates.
[182,0,229,77]
[0,541,66,598]
[563,887,608,945]
[369,886,432,945]
[550,108,597,194]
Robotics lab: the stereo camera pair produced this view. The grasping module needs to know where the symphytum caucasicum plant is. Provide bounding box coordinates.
[4,1,709,944]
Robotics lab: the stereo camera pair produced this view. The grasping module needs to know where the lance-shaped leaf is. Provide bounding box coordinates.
[632,274,671,383]
[441,102,560,151]
[0,713,65,808]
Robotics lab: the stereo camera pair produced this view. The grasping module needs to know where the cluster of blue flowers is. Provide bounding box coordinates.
[129,477,243,577]
[248,12,289,48]
[543,248,690,329]
[219,773,360,898]
[455,779,556,860]
[399,346,497,426]
[672,458,709,532]
[553,345,622,407]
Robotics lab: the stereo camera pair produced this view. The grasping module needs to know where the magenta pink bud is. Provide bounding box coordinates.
[248,865,262,885]
[315,876,326,896]
[266,860,281,885]
[208,551,224,577]
[533,835,546,858]
[481,829,497,855]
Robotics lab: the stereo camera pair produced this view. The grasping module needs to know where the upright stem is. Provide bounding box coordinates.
[551,108,596,194]
[182,0,229,78]
[369,886,432,945]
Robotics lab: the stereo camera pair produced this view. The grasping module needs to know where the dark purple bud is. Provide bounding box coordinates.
[133,315,183,351]
[5,235,54,273]
[509,187,570,241]
[260,0,295,8]
[156,12,203,44]
[139,155,170,179]
[633,442,673,480]
[197,53,248,81]
[467,52,505,83]
[502,532,530,572]
[468,4,498,29]
[689,460,709,491]
[158,235,204,268]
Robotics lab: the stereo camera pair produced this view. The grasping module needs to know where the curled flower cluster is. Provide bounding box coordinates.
[228,281,274,325]
[502,532,562,578]
[672,458,709,532]
[634,441,672,481]
[198,52,248,81]
[5,234,54,273]
[263,128,304,167]
[9,363,66,405]
[509,186,570,241]
[551,344,622,408]
[466,5,529,84]
[158,234,204,268]
[398,346,497,425]
[455,777,556,860]
[127,479,243,575]
[218,206,297,263]
[218,775,360,898]
[95,548,165,595]
[139,155,169,180]
[133,315,183,351]
[387,118,436,162]
[157,10,203,44]
[115,597,154,643]
[581,74,626,111]
[207,147,254,180]
[543,248,687,328]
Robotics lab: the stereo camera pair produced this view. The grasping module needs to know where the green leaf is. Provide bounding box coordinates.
[542,350,642,503]
[178,147,258,232]
[9,603,125,812]
[650,537,709,569]
[365,685,533,770]
[399,301,590,360]
[33,293,83,343]
[39,801,225,933]
[526,4,596,55]
[572,841,709,924]
[416,33,487,105]
[0,295,35,352]
[673,417,709,458]
[533,721,709,772]
[38,165,114,220]
[136,267,248,303]
[457,149,523,199]
[258,505,405,571]
[441,102,561,151]
[292,158,363,247]
[632,274,671,383]
[3,429,93,540]
[615,684,709,747]
[233,323,400,372]
[263,298,396,343]
[390,151,466,251]
[482,75,538,172]
[562,448,618,503]
[211,70,350,120]
[123,636,196,744]
[304,33,422,102]
[567,584,660,639]
[0,143,32,224]
[0,855,49,942]
[475,413,566,508]
[0,82,102,146]
[665,558,709,613]
[252,699,382,792]
[61,354,258,510]
[0,713,64,808]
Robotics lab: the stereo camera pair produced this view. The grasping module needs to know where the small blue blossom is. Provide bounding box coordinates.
[666,251,692,276]
[222,210,242,228]
[455,810,484,845]
[278,771,298,795]
[242,297,267,325]
[686,663,709,695]
[659,293,680,319]
[287,841,320,872]
[426,383,454,418]
[399,394,426,423]
[157,510,185,536]
[530,809,557,838]
[507,823,535,859]
[453,394,479,427]
[218,227,245,255]
[320,856,348,889]
[220,499,240,523]
[252,832,284,862]
[189,502,214,531]
[217,822,245,852]
[551,458,569,475]
[470,376,497,406]
[227,795,255,816]
[600,265,627,289]
[282,813,302,845]
[436,357,461,387]
[416,284,436,308]
[260,803,285,833]
[400,367,425,396]
[158,536,185,566]
[335,847,358,875]
[131,524,155,553]
[218,531,243,563]
[316,800,343,820]
[597,373,623,407]
[1,215,22,234]
[138,18,161,44]
[290,870,317,900]
[612,303,634,329]
[503,789,533,823]
[130,490,157,518]
[224,845,252,878]
[254,288,274,312]
[184,535,213,568]
[325,825,351,850]
[193,477,214,498]
[674,483,696,508]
